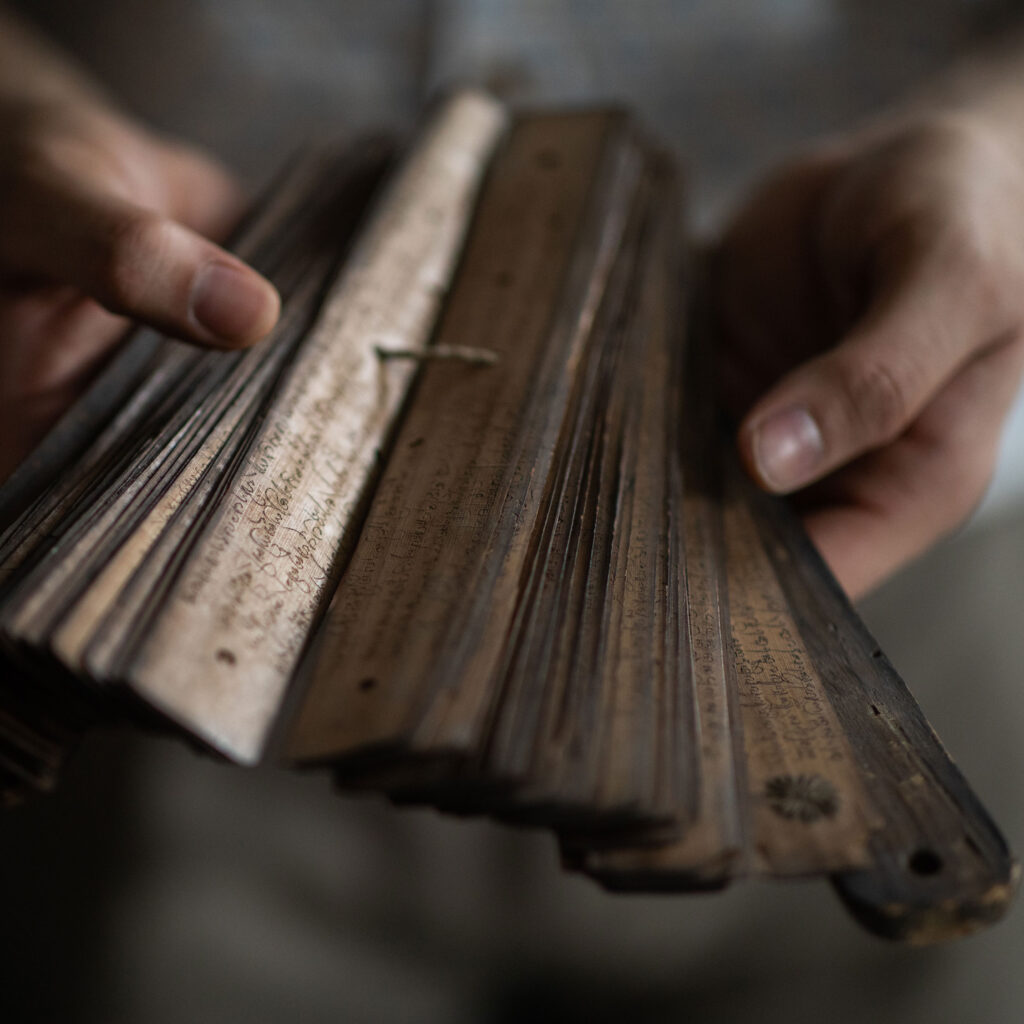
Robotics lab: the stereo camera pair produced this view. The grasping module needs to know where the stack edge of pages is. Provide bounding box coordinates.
[0,91,1017,944]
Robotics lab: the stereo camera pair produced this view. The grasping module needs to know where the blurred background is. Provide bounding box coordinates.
[3,1,1024,1020]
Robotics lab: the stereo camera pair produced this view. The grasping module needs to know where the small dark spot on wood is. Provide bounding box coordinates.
[358,677,377,692]
[908,848,943,876]
[409,437,424,448]
[494,270,514,288]
[765,773,839,823]
[215,649,237,666]
[870,704,881,716]
[536,148,561,170]
[871,649,883,659]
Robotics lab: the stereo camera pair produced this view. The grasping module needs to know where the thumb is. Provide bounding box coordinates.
[1,174,279,349]
[736,258,997,493]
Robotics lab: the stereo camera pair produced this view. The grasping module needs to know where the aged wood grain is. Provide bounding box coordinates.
[0,100,1015,942]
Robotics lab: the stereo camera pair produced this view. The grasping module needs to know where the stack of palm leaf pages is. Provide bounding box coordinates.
[0,92,1016,943]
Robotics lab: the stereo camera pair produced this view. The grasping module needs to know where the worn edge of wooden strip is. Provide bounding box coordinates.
[0,149,348,604]
[81,150,394,684]
[283,110,631,769]
[0,143,341,550]
[121,91,508,765]
[567,258,747,890]
[742,474,1019,943]
[52,273,332,670]
[406,113,643,761]
[477,143,670,828]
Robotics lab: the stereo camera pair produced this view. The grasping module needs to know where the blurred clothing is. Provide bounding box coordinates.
[12,0,1019,221]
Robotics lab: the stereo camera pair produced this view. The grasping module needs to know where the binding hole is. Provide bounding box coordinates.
[908,848,943,876]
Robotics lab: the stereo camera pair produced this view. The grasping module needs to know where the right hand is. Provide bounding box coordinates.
[0,100,280,478]
[713,112,1024,597]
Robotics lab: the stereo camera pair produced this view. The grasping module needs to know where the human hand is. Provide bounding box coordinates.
[0,100,280,479]
[713,113,1024,597]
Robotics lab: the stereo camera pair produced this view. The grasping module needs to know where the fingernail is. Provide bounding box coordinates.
[750,406,825,492]
[190,261,279,344]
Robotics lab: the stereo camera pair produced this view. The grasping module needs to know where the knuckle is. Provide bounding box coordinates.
[96,210,164,311]
[836,354,918,445]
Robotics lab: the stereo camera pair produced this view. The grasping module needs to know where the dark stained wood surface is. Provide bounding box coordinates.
[0,96,1015,942]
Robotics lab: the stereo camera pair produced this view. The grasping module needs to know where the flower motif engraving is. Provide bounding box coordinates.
[764,773,839,822]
